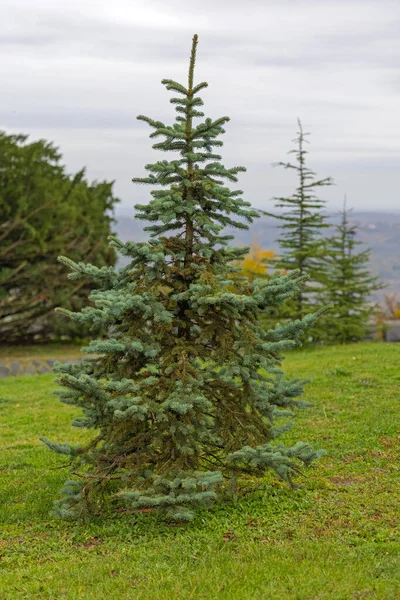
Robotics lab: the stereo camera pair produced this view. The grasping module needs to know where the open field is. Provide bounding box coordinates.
[0,342,399,599]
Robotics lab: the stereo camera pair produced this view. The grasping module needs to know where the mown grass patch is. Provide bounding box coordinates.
[0,342,399,599]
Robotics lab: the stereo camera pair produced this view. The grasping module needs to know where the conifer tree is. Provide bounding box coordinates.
[317,200,382,343]
[41,36,327,523]
[265,120,333,320]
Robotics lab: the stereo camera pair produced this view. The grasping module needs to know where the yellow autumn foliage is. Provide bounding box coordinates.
[238,243,275,281]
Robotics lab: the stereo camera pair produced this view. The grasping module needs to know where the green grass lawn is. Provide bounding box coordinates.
[0,342,399,599]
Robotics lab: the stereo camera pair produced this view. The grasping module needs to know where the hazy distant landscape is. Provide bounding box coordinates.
[115,210,400,302]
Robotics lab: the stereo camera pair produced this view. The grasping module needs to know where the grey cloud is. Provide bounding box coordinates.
[0,9,192,62]
[0,109,146,130]
[0,34,55,46]
[2,3,398,72]
[2,26,397,73]
[0,0,399,211]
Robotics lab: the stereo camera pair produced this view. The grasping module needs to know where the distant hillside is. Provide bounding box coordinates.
[114,210,400,302]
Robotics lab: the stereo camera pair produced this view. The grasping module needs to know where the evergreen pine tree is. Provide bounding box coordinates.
[41,36,327,523]
[317,199,382,344]
[265,120,333,320]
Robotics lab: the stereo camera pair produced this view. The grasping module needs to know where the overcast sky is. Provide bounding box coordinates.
[1,0,399,214]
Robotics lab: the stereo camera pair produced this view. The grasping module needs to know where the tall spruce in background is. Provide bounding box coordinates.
[317,199,382,344]
[265,120,333,321]
[41,36,326,523]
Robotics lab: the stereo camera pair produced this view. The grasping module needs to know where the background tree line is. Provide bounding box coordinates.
[0,124,381,345]
[239,120,382,344]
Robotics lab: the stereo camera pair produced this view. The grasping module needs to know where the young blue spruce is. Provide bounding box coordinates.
[317,198,382,344]
[41,35,327,522]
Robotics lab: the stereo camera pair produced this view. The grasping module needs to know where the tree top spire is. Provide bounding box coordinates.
[188,34,199,91]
